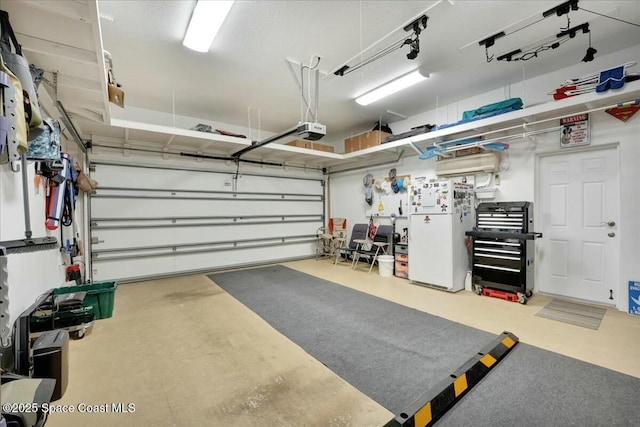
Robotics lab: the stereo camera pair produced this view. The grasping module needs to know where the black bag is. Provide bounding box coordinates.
[371,120,393,134]
[385,124,436,143]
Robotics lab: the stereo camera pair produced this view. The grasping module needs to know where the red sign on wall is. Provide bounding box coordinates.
[605,103,640,122]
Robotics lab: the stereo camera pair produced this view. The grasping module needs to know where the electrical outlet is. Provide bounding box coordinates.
[495,174,500,185]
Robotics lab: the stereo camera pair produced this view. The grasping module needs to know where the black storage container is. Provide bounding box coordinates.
[32,329,69,401]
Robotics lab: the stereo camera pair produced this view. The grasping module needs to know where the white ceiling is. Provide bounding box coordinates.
[94,0,640,137]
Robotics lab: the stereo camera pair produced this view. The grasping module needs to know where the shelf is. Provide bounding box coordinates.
[86,117,401,171]
[3,0,111,125]
[400,78,640,151]
[81,76,640,172]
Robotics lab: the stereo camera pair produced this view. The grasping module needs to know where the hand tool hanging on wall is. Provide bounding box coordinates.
[61,154,77,228]
[0,154,58,253]
[45,152,74,230]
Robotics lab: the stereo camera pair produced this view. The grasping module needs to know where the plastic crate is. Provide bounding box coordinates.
[31,309,95,333]
[52,281,117,320]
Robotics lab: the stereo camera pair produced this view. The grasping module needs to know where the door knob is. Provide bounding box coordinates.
[602,221,616,227]
[608,232,615,238]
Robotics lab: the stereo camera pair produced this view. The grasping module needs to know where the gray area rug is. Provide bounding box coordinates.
[437,342,640,427]
[209,265,494,413]
[208,265,640,425]
[536,299,607,330]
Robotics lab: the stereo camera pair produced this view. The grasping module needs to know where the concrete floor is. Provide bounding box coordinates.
[46,258,640,426]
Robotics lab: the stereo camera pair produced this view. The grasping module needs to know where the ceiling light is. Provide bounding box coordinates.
[355,70,428,106]
[183,0,234,52]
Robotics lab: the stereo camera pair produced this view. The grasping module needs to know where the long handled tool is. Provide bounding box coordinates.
[0,154,58,253]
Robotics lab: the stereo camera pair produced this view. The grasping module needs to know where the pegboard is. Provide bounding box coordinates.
[365,175,411,217]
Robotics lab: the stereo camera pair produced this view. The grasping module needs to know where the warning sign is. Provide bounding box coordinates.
[560,114,590,148]
[629,281,640,317]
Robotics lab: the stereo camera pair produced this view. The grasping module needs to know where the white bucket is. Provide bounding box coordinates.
[465,270,473,291]
[378,255,394,277]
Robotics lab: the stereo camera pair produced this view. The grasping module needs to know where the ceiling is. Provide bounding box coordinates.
[94,0,640,136]
[2,0,639,171]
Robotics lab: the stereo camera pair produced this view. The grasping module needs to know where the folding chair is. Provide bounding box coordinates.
[315,226,333,260]
[329,217,347,239]
[352,225,393,273]
[334,223,368,265]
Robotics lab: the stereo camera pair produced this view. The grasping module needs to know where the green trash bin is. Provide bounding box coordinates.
[52,281,118,320]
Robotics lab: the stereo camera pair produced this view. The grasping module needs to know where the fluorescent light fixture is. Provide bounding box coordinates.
[355,70,428,106]
[183,0,234,52]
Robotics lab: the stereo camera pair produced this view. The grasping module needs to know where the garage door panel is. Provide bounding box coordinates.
[92,242,316,282]
[173,242,316,273]
[91,164,323,195]
[91,198,322,218]
[93,221,321,251]
[90,162,324,281]
[235,175,323,194]
[91,164,230,191]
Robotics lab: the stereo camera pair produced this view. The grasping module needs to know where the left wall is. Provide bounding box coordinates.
[0,157,65,328]
[0,128,86,329]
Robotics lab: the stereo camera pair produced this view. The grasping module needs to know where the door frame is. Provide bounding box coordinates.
[534,142,621,307]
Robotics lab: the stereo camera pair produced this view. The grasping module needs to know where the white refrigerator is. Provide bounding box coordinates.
[408,179,475,291]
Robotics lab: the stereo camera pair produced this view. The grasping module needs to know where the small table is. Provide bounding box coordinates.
[352,239,389,274]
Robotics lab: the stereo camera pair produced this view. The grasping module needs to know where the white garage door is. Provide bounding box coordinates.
[89,162,324,282]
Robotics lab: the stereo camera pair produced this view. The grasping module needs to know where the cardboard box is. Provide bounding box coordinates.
[344,130,392,152]
[287,140,334,153]
[108,84,125,108]
[438,146,482,160]
[309,142,334,153]
[344,138,360,153]
[287,140,311,149]
[361,130,391,148]
[454,146,482,157]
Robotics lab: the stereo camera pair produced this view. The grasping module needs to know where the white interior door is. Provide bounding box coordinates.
[537,146,619,304]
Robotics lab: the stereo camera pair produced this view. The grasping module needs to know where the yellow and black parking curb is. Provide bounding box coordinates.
[383,331,519,427]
